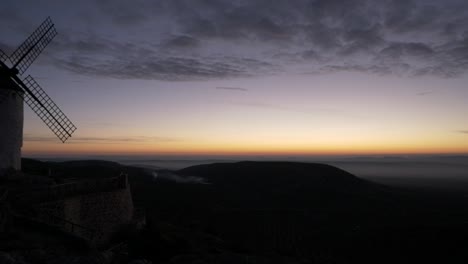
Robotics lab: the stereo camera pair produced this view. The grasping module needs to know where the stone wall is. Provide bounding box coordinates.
[34,175,135,246]
[21,174,128,204]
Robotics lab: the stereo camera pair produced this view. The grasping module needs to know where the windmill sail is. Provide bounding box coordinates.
[1,17,76,143]
[9,17,57,75]
[0,49,8,63]
[21,75,76,143]
[1,17,74,173]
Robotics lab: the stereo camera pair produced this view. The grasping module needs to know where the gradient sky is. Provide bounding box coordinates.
[1,0,467,156]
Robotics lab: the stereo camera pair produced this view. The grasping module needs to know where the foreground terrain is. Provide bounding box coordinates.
[4,158,468,263]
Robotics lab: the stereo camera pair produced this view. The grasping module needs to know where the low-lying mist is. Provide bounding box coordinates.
[328,157,468,191]
[150,171,209,184]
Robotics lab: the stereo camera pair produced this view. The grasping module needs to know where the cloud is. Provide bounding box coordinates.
[416,91,432,96]
[216,87,248,92]
[0,42,14,56]
[231,101,342,115]
[46,33,276,80]
[379,43,434,59]
[458,130,468,134]
[163,35,200,49]
[52,54,271,81]
[5,0,468,80]
[24,135,181,143]
[94,0,161,26]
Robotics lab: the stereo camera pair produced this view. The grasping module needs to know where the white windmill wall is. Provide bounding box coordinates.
[0,89,23,174]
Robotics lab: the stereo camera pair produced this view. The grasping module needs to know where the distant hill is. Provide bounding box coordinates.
[179,161,367,187]
[22,158,125,180]
[176,161,392,209]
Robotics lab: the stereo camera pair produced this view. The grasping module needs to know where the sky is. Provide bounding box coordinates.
[1,0,468,157]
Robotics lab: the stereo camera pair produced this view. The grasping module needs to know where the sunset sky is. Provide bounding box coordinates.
[1,0,468,157]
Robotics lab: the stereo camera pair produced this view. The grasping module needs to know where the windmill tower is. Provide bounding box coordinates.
[0,17,76,175]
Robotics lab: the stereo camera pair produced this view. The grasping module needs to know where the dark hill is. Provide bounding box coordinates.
[22,158,124,180]
[179,161,368,188]
[177,161,392,210]
[173,161,468,262]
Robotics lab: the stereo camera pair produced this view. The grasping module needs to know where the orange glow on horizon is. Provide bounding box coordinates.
[22,138,468,157]
[19,71,468,159]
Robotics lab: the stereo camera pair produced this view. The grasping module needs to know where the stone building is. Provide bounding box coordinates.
[12,173,145,247]
[0,87,23,174]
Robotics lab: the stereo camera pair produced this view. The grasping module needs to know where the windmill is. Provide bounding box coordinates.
[0,17,76,174]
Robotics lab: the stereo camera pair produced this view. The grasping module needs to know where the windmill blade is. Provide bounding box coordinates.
[21,75,76,143]
[9,17,57,75]
[0,49,8,63]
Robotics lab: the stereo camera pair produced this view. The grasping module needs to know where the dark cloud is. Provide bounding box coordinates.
[339,26,385,56]
[45,31,278,80]
[0,47,9,62]
[164,35,200,49]
[383,0,432,33]
[216,87,248,92]
[0,42,17,57]
[416,91,432,96]
[318,64,395,76]
[0,5,35,38]
[53,53,273,81]
[458,130,468,134]
[94,0,163,26]
[7,0,468,80]
[380,43,434,59]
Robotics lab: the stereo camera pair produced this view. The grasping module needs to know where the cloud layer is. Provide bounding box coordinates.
[4,0,468,80]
